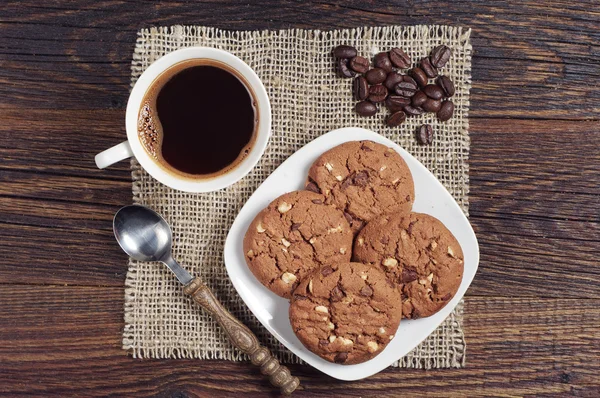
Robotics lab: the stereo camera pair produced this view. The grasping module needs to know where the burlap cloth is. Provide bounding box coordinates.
[123,25,471,369]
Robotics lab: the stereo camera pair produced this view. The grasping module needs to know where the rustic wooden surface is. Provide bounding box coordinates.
[1,1,599,396]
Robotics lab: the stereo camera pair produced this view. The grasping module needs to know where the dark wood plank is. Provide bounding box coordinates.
[1,1,600,118]
[0,285,598,397]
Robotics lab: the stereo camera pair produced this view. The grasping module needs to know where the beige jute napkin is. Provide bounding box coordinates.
[123,25,471,368]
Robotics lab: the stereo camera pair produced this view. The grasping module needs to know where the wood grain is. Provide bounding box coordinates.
[1,0,599,396]
[0,286,598,397]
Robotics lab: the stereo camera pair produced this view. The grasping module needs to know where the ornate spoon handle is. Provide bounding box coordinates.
[184,277,300,395]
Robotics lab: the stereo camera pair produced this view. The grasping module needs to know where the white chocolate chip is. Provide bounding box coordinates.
[367,341,379,353]
[382,257,398,267]
[400,230,408,240]
[392,178,400,184]
[256,222,266,233]
[427,273,434,282]
[325,162,333,172]
[335,175,343,181]
[378,327,386,334]
[339,337,353,346]
[379,165,387,172]
[358,237,364,245]
[315,305,329,314]
[246,250,254,257]
[448,246,456,257]
[281,272,296,284]
[418,278,428,285]
[281,247,288,253]
[328,225,343,233]
[340,247,347,254]
[341,293,354,304]
[329,335,337,343]
[361,272,368,280]
[277,202,292,213]
[389,335,394,340]
[328,322,335,330]
[430,240,438,250]
[309,237,316,244]
[281,238,291,247]
[308,280,313,293]
[322,316,328,321]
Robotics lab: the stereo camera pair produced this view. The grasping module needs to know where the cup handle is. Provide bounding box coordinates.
[95,141,134,169]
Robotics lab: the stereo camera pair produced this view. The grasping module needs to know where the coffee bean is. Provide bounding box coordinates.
[353,171,369,186]
[395,80,418,97]
[437,100,454,121]
[416,124,434,145]
[368,85,388,103]
[430,45,452,68]
[386,111,406,127]
[321,266,334,276]
[352,76,369,101]
[437,75,455,97]
[330,285,343,301]
[403,75,417,87]
[403,105,425,117]
[349,56,369,73]
[355,100,377,116]
[360,285,374,297]
[373,52,393,72]
[420,57,438,78]
[411,90,427,107]
[385,95,411,112]
[333,45,358,59]
[408,67,428,87]
[423,84,444,100]
[422,98,442,112]
[389,47,411,68]
[365,68,387,85]
[336,58,356,78]
[384,72,404,91]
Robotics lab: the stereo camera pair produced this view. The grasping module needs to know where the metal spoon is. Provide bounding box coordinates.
[113,205,299,395]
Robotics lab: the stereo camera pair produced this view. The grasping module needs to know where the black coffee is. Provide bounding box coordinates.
[138,60,257,177]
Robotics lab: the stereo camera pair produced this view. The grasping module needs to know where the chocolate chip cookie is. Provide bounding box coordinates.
[353,212,464,319]
[289,262,401,365]
[306,140,414,233]
[244,191,353,298]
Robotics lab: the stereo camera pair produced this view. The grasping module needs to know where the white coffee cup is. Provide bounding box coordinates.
[95,47,271,192]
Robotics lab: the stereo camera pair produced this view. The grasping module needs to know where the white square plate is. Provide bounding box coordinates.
[224,127,479,381]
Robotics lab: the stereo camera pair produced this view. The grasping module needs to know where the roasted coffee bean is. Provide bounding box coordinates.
[360,285,374,297]
[422,98,442,112]
[395,80,418,97]
[384,72,404,91]
[321,266,334,276]
[355,100,377,116]
[408,67,428,87]
[403,105,425,117]
[373,52,393,72]
[437,75,455,97]
[352,76,369,101]
[389,47,411,68]
[385,95,411,112]
[349,56,369,73]
[411,90,427,107]
[386,111,406,127]
[423,84,444,100]
[365,68,387,85]
[437,100,454,121]
[333,45,358,59]
[416,124,434,145]
[430,45,452,68]
[401,268,419,283]
[403,75,417,87]
[420,57,438,78]
[336,58,356,78]
[368,84,388,102]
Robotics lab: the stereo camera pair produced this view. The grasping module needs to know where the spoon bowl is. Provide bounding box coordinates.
[113,205,173,262]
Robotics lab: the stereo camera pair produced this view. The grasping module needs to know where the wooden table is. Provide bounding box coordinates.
[2,1,599,396]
